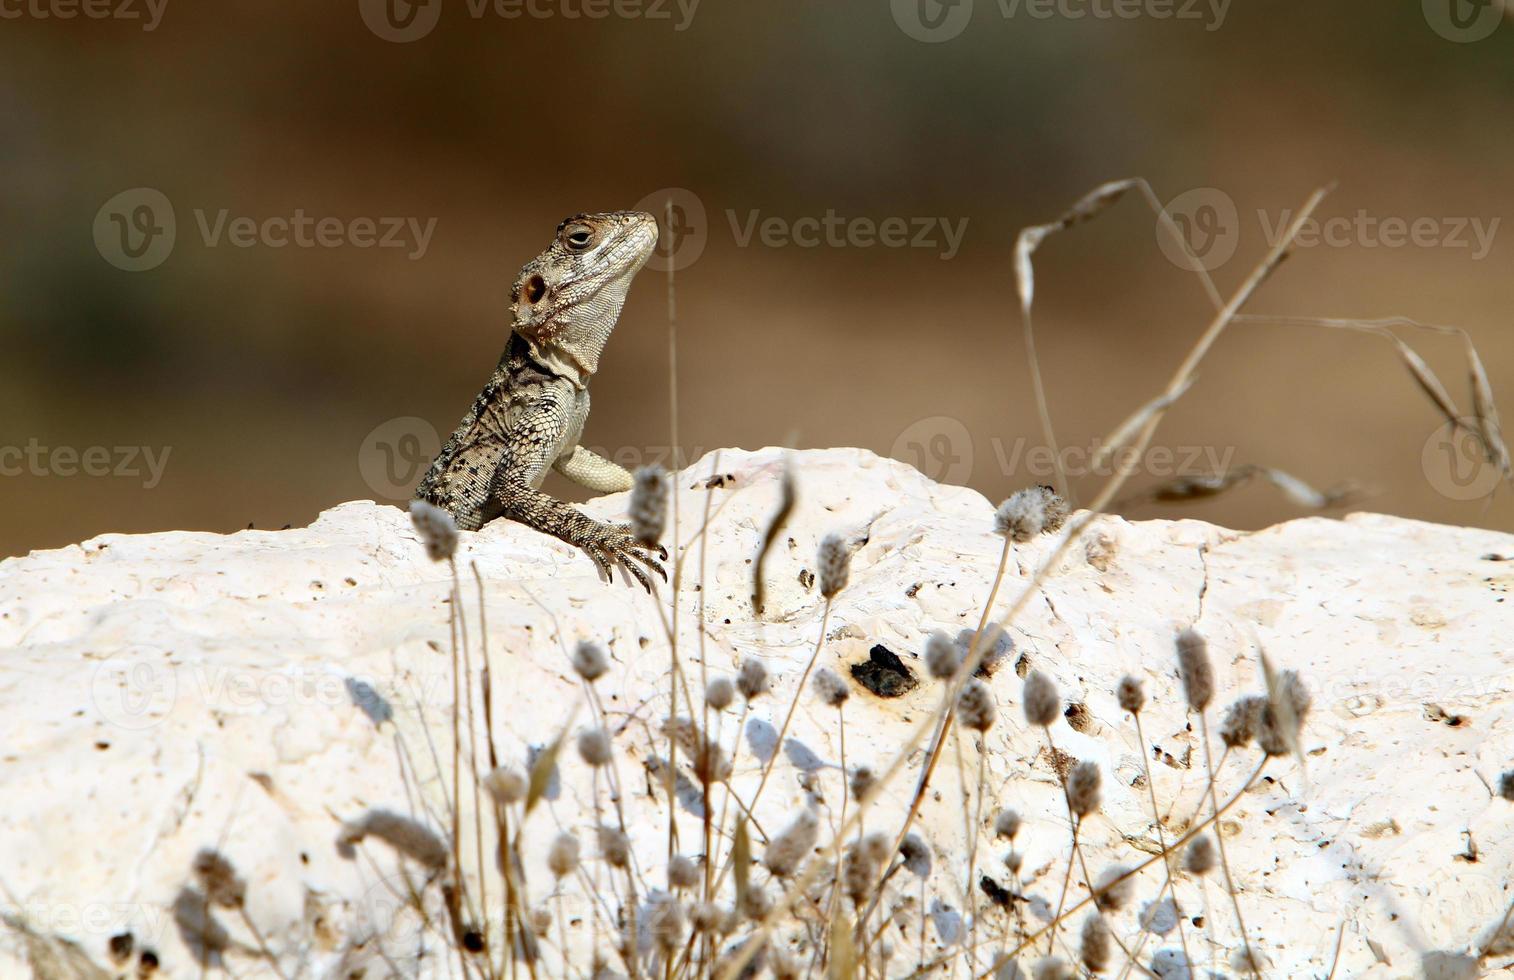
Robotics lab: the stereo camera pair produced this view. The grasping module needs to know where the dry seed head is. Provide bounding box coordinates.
[629,465,668,545]
[861,832,891,867]
[408,500,458,562]
[1183,835,1215,877]
[572,640,610,682]
[736,657,769,700]
[1219,696,1264,748]
[994,486,1066,541]
[1080,914,1112,974]
[191,849,246,909]
[842,840,882,905]
[1032,956,1072,980]
[547,833,580,878]
[813,667,850,707]
[705,676,735,712]
[689,901,722,935]
[817,533,851,599]
[598,825,631,868]
[849,764,876,803]
[485,766,528,805]
[740,884,772,922]
[337,809,449,871]
[1175,628,1213,712]
[1067,760,1102,817]
[1037,486,1070,532]
[1499,770,1514,802]
[668,854,700,890]
[1257,700,1295,757]
[925,630,960,680]
[900,833,932,878]
[1093,865,1134,912]
[649,897,685,952]
[1003,849,1024,874]
[958,679,997,731]
[1023,670,1060,727]
[994,809,1022,840]
[1116,675,1145,715]
[763,810,818,878]
[577,727,613,768]
[1278,668,1312,722]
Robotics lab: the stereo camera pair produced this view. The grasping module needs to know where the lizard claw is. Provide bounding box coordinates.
[583,524,667,592]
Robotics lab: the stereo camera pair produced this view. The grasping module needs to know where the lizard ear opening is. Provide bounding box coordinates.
[525,274,547,304]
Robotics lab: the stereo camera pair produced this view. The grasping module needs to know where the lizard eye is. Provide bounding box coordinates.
[524,274,547,304]
[564,226,594,251]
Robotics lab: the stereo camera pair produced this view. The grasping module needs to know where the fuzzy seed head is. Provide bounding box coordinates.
[1023,670,1060,727]
[842,839,883,905]
[1067,760,1102,817]
[994,486,1066,542]
[668,854,700,890]
[629,465,668,546]
[1004,849,1024,874]
[409,500,459,562]
[740,884,772,922]
[1278,669,1312,722]
[958,679,997,731]
[994,809,1022,840]
[900,833,932,878]
[705,677,735,712]
[1183,835,1215,877]
[547,833,580,878]
[649,897,685,951]
[860,832,891,868]
[598,825,631,868]
[1175,628,1213,712]
[191,849,246,909]
[1257,700,1295,757]
[925,630,960,680]
[736,657,769,700]
[485,766,527,805]
[817,533,851,599]
[572,640,610,682]
[689,901,722,934]
[1500,770,1514,802]
[764,810,818,878]
[849,764,876,803]
[1032,956,1072,980]
[1093,865,1134,912]
[813,667,850,707]
[1116,675,1145,715]
[1038,486,1070,532]
[1219,696,1264,748]
[338,809,449,871]
[577,727,613,768]
[1080,915,1112,974]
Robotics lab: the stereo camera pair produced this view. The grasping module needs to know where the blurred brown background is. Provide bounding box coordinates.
[3,0,1512,557]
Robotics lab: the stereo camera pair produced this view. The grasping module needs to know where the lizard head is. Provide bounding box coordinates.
[510,211,659,381]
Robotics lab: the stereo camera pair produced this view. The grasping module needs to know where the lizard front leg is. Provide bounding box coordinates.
[491,478,667,590]
[553,445,635,493]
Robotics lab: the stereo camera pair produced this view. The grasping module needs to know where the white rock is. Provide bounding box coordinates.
[0,446,1509,978]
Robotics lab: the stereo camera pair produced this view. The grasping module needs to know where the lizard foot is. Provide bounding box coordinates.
[581,524,668,592]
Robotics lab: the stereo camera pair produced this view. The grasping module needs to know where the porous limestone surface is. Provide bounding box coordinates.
[0,447,1510,978]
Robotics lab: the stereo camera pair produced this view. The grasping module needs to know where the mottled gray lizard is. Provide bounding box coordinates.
[414,210,667,588]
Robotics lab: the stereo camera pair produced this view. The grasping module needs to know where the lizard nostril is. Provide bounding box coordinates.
[525,275,546,304]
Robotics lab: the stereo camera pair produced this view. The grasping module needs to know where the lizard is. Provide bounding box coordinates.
[414,210,667,589]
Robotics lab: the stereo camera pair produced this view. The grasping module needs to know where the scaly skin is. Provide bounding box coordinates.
[414,211,666,589]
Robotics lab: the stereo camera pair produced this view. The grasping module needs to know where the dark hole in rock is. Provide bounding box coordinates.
[850,645,919,698]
